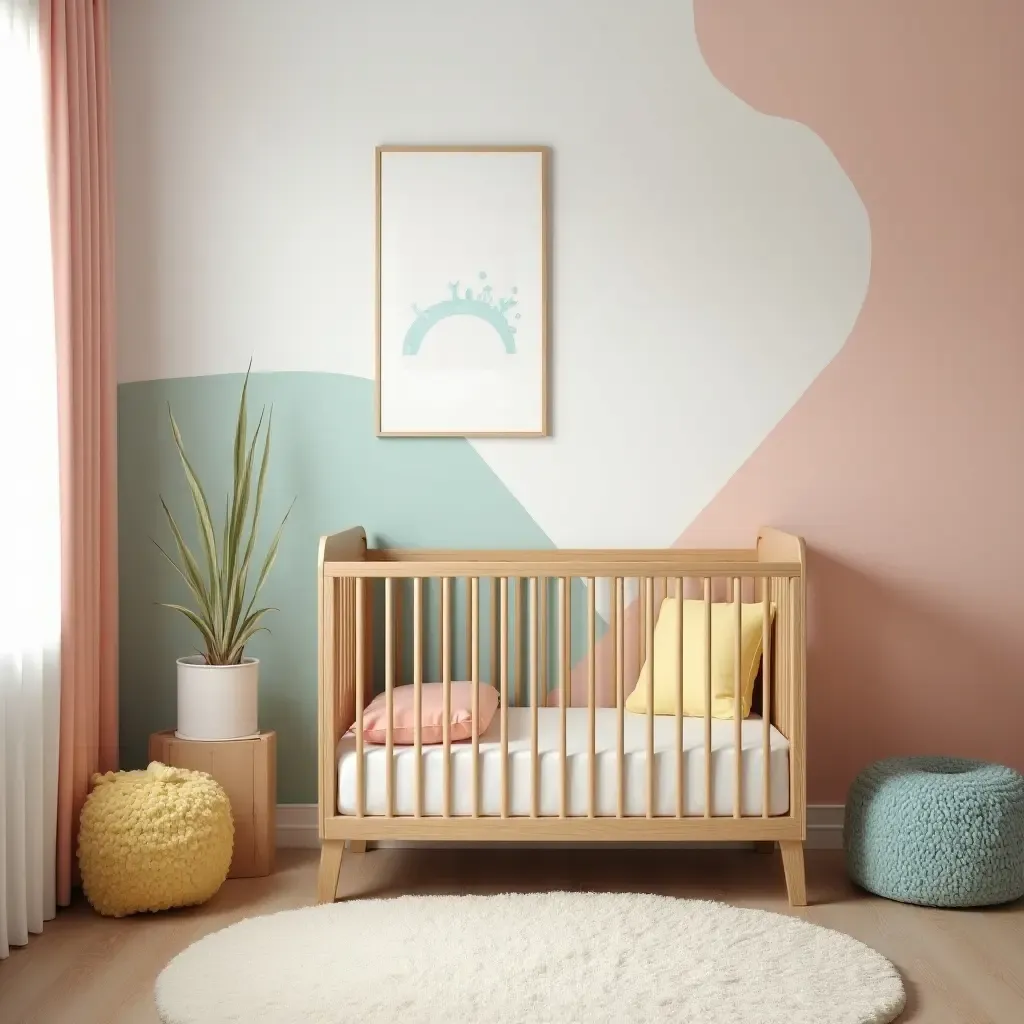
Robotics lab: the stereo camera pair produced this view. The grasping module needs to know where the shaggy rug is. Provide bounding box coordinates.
[155,892,905,1023]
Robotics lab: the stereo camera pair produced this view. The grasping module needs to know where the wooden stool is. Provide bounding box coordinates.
[148,730,276,878]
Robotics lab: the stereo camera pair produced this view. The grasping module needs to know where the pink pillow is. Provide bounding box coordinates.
[360,682,499,745]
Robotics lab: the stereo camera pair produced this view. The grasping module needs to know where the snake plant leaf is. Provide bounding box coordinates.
[223,407,265,643]
[226,408,273,653]
[168,406,223,647]
[224,361,253,607]
[219,494,231,597]
[152,539,210,619]
[226,627,270,667]
[158,497,212,621]
[158,602,218,656]
[227,407,265,590]
[225,607,275,665]
[232,362,250,513]
[240,498,294,625]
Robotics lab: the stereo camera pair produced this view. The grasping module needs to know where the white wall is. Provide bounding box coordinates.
[112,0,869,548]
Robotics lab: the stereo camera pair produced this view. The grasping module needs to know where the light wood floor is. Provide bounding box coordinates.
[1,846,1022,1023]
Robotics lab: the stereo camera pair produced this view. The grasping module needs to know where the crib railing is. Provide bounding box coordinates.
[317,528,805,843]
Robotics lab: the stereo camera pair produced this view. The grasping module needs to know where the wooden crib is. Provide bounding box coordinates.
[316,527,807,905]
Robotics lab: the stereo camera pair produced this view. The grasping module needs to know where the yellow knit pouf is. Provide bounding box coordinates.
[78,762,234,918]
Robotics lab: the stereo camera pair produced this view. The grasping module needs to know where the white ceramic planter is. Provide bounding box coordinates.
[176,656,259,741]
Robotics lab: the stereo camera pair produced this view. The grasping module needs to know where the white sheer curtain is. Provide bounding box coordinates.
[0,0,62,958]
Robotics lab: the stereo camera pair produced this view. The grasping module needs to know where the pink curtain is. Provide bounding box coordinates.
[41,0,118,906]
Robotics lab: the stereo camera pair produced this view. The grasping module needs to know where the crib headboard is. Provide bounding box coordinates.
[757,527,807,826]
[317,527,367,833]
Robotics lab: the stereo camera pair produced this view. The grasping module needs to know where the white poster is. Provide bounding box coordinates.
[376,147,548,436]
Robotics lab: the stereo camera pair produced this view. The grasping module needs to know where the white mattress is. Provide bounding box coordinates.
[337,708,789,818]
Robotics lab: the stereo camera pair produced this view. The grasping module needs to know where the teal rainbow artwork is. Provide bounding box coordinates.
[377,146,547,436]
[403,272,521,355]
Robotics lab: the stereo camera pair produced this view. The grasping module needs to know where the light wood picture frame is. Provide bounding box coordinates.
[375,145,550,437]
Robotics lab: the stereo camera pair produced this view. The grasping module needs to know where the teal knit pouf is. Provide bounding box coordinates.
[845,757,1024,908]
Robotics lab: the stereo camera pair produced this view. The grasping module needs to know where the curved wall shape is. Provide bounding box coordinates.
[688,0,1024,799]
[117,373,558,801]
[112,0,870,550]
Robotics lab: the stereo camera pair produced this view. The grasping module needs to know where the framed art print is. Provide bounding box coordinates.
[375,145,549,437]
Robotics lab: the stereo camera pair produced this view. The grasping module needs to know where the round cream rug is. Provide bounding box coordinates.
[156,892,905,1023]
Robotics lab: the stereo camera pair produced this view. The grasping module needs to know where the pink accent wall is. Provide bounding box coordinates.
[687,0,1024,800]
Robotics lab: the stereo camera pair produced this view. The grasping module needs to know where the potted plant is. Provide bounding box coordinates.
[155,368,293,740]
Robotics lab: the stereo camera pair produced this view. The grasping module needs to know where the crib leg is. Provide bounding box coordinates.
[317,840,346,904]
[348,840,367,855]
[779,840,807,907]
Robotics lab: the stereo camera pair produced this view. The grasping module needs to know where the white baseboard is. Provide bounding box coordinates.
[275,804,324,849]
[806,804,844,850]
[276,804,844,851]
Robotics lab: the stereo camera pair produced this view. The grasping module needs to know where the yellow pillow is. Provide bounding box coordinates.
[625,597,769,719]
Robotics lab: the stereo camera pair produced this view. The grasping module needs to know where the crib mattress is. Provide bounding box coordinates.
[337,707,789,818]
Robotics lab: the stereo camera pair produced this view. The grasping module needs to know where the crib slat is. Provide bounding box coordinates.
[413,577,423,818]
[461,577,470,684]
[539,578,548,704]
[588,577,596,818]
[734,577,742,819]
[638,577,647,663]
[559,576,569,819]
[615,576,624,819]
[500,577,509,819]
[762,575,772,818]
[515,579,524,708]
[787,577,794,735]
[782,577,790,732]
[775,577,784,745]
[321,576,336,824]
[530,577,539,818]
[676,576,684,818]
[442,576,452,819]
[646,577,655,819]
[394,579,403,687]
[385,577,395,818]
[348,579,357,764]
[704,577,712,819]
[790,575,802,825]
[436,577,443,683]
[778,576,787,796]
[491,578,499,687]
[355,578,365,818]
[471,577,480,818]
[771,577,778,720]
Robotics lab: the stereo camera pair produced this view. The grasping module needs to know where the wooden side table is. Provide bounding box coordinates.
[148,730,276,878]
